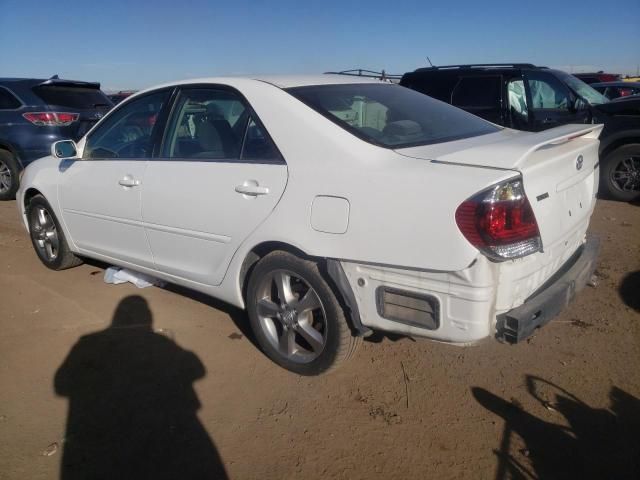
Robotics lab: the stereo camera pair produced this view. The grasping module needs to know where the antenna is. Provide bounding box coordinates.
[426,57,434,67]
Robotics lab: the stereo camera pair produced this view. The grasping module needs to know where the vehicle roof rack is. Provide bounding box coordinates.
[325,69,403,82]
[414,63,540,72]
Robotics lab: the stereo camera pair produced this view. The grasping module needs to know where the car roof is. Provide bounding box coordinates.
[148,74,385,91]
[591,81,640,88]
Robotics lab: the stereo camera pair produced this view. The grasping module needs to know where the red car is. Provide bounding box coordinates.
[573,71,621,84]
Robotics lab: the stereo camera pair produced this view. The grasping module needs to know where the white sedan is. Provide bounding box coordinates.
[17,75,602,374]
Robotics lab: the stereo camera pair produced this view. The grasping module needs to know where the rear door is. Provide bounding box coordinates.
[450,75,504,125]
[524,71,590,131]
[58,90,171,266]
[141,86,287,286]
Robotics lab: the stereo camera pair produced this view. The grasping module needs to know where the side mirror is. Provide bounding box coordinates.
[51,140,78,159]
[570,97,589,112]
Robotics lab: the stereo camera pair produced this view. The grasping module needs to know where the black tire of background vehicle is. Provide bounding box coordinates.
[600,144,640,202]
[246,250,362,375]
[0,150,19,201]
[27,194,83,270]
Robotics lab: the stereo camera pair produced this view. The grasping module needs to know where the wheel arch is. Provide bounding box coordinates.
[23,187,43,210]
[600,132,640,159]
[0,141,24,168]
[238,240,371,337]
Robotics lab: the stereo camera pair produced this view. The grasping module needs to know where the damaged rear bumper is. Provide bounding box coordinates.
[496,235,600,343]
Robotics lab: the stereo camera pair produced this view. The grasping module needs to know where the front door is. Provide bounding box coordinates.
[141,87,288,286]
[524,71,590,131]
[58,90,171,267]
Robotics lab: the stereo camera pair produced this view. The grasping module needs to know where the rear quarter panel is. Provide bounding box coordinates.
[221,81,517,285]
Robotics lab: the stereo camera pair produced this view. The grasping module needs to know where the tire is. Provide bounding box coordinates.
[600,144,640,202]
[0,150,19,201]
[246,251,361,375]
[26,195,83,270]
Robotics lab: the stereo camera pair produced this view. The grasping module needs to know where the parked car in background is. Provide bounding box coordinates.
[591,81,640,100]
[0,76,113,200]
[108,90,137,105]
[18,75,601,374]
[400,64,640,201]
[573,71,621,84]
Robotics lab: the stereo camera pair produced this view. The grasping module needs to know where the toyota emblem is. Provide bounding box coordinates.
[576,155,583,171]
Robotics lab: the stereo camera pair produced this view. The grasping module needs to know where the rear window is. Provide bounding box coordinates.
[287,83,499,149]
[32,86,112,109]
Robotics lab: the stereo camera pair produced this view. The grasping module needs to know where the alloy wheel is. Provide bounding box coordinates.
[30,206,60,262]
[611,155,640,193]
[255,270,327,363]
[0,159,11,194]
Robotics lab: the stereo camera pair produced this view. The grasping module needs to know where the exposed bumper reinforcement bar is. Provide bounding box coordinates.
[496,235,600,343]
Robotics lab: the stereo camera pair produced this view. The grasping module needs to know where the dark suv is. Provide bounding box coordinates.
[400,64,640,201]
[0,76,112,200]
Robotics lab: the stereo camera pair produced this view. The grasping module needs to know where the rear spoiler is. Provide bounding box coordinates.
[37,78,101,89]
[510,124,604,169]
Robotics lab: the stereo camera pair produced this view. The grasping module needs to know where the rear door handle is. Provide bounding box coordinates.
[235,181,269,196]
[119,175,140,187]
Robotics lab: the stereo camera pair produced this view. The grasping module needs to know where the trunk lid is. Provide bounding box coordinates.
[397,124,604,252]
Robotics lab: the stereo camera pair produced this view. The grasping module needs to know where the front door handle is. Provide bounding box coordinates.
[119,175,140,187]
[235,181,269,196]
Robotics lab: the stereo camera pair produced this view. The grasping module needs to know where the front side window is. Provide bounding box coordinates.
[84,90,170,159]
[287,83,499,148]
[526,73,571,110]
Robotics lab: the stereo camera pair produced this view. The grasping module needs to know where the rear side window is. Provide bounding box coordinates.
[451,76,501,109]
[162,87,282,162]
[0,88,21,109]
[287,83,499,148]
[32,86,112,109]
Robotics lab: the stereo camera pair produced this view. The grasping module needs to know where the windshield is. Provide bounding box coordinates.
[287,83,500,149]
[557,72,610,105]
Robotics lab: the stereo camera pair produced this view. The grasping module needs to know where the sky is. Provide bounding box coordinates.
[1,0,639,92]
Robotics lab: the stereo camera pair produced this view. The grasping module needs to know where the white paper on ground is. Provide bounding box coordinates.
[103,267,166,289]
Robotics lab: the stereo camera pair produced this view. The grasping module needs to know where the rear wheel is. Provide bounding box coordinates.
[0,150,19,201]
[601,144,640,202]
[246,251,361,375]
[27,195,82,270]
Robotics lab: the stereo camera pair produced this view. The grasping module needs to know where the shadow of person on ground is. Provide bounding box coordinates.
[54,295,228,480]
[472,376,640,480]
[619,270,640,312]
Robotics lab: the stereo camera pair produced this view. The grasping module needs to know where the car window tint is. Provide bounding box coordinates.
[241,117,281,161]
[451,76,501,108]
[288,83,499,148]
[526,73,570,110]
[84,91,170,159]
[0,88,21,109]
[32,86,112,109]
[163,89,248,160]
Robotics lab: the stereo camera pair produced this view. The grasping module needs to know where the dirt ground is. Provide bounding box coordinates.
[0,198,638,480]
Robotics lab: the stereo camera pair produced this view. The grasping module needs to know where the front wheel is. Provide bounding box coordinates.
[600,144,640,202]
[246,251,361,375]
[27,195,82,270]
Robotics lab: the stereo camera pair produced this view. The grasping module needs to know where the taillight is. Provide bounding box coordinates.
[455,178,541,260]
[22,112,79,127]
